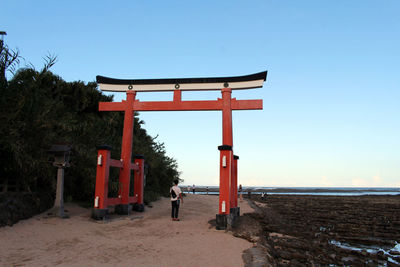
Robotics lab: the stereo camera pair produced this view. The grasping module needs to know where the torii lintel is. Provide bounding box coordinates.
[97,71,267,92]
[97,71,266,111]
[98,98,263,112]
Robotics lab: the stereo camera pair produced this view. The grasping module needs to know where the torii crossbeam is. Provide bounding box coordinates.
[95,71,267,229]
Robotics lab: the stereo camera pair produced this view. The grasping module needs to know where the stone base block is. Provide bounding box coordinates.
[216,214,227,230]
[115,204,132,215]
[227,207,240,228]
[92,208,108,220]
[49,206,69,219]
[230,207,240,217]
[132,203,145,212]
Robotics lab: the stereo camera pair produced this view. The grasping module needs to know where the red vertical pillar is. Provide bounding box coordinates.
[230,153,235,209]
[117,91,136,214]
[233,155,239,207]
[133,155,145,210]
[220,87,233,215]
[92,145,112,219]
[216,87,233,230]
[221,88,233,146]
[218,145,232,215]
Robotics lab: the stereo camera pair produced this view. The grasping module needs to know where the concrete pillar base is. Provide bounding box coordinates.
[49,206,69,219]
[92,208,108,220]
[132,203,145,212]
[216,214,227,230]
[230,207,240,217]
[115,204,132,215]
[228,207,240,227]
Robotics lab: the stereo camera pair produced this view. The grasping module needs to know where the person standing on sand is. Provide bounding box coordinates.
[192,184,196,194]
[171,179,183,221]
[239,184,243,201]
[188,185,191,194]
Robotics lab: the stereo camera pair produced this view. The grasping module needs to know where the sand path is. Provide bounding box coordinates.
[0,195,254,266]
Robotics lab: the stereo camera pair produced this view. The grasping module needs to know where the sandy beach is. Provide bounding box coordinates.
[0,194,254,267]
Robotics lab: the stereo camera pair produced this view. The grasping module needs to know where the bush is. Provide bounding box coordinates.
[0,40,180,219]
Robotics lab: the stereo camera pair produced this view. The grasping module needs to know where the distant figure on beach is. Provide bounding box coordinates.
[206,186,209,195]
[192,184,196,194]
[261,192,265,200]
[239,184,243,201]
[170,179,183,221]
[188,185,191,194]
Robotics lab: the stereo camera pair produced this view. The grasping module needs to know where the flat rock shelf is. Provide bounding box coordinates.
[233,195,400,266]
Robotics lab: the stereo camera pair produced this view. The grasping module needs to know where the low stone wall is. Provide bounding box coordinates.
[0,192,53,227]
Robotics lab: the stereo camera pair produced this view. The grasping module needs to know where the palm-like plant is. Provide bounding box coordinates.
[0,39,20,85]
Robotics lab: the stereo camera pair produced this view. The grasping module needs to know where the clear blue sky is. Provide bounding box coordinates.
[3,1,399,187]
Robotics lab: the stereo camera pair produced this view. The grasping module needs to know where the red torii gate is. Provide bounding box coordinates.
[93,71,267,229]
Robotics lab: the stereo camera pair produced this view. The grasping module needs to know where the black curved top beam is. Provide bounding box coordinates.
[96,71,267,92]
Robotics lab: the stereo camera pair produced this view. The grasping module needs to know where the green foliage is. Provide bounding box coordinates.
[143,190,160,205]
[0,39,20,86]
[0,41,180,203]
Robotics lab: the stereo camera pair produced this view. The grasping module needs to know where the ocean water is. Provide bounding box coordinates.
[330,240,400,265]
[253,187,400,196]
[185,187,400,196]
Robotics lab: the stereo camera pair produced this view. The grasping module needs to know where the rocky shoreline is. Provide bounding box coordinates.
[233,195,400,266]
